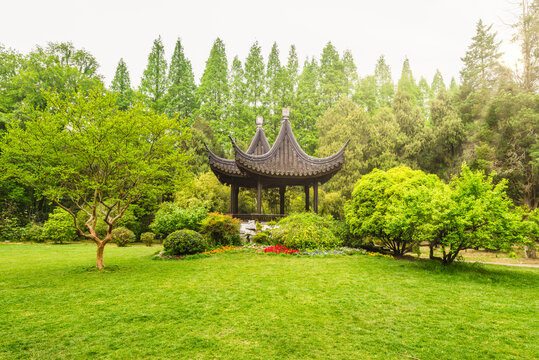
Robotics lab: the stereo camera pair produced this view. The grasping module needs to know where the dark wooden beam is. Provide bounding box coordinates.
[279,186,285,215]
[230,184,236,214]
[257,180,262,214]
[304,185,310,212]
[234,185,239,214]
[313,181,318,214]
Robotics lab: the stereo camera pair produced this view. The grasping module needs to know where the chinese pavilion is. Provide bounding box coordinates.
[205,108,348,219]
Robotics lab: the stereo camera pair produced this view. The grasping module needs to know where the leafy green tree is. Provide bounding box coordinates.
[435,165,523,264]
[345,166,440,256]
[417,76,431,118]
[227,56,250,149]
[460,19,502,92]
[374,55,394,108]
[392,90,425,167]
[197,38,229,141]
[319,42,346,108]
[165,38,198,120]
[110,58,133,110]
[354,75,378,114]
[140,36,168,112]
[511,0,538,92]
[1,88,190,269]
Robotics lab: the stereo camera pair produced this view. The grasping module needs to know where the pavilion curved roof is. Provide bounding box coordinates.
[231,112,348,182]
[206,109,349,187]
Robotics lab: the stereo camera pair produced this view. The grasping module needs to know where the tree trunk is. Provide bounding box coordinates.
[97,243,105,269]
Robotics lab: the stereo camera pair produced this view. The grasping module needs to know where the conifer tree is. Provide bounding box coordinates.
[197,38,229,136]
[354,76,378,114]
[374,55,395,108]
[244,41,265,113]
[342,50,359,97]
[228,56,250,146]
[431,69,446,97]
[165,38,197,120]
[282,45,299,107]
[111,58,133,110]
[512,0,538,92]
[460,19,502,91]
[397,57,419,104]
[417,76,431,119]
[265,42,282,136]
[140,36,168,112]
[295,58,321,154]
[319,42,345,108]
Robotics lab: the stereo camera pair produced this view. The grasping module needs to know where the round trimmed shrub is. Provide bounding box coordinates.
[271,212,342,250]
[200,213,241,246]
[141,232,155,247]
[163,230,207,255]
[111,227,135,247]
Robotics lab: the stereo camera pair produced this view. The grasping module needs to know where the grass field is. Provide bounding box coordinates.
[0,243,538,360]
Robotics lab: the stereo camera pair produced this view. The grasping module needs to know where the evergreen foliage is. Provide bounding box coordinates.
[111,58,133,110]
[165,38,197,120]
[140,36,168,112]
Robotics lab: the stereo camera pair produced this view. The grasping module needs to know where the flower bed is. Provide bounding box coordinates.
[264,245,299,254]
[203,245,236,255]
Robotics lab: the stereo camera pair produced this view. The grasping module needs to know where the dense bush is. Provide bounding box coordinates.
[42,208,78,244]
[163,230,207,255]
[271,212,342,250]
[111,227,135,247]
[23,223,44,243]
[141,232,155,247]
[252,231,271,244]
[0,217,24,242]
[200,213,241,246]
[150,203,208,238]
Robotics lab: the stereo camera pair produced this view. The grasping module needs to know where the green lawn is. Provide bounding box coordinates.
[0,244,537,360]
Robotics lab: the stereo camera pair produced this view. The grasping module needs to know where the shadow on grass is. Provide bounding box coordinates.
[408,258,539,287]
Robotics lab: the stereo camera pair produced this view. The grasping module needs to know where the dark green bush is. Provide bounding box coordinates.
[271,212,342,250]
[163,230,207,255]
[23,223,44,243]
[42,208,78,244]
[0,217,24,242]
[111,227,135,247]
[141,232,155,247]
[150,203,208,238]
[200,212,241,246]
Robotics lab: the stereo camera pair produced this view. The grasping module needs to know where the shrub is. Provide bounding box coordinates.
[0,217,24,242]
[271,212,342,250]
[42,208,78,244]
[150,203,208,238]
[163,230,207,255]
[200,213,241,246]
[141,232,155,247]
[23,223,44,243]
[111,227,135,247]
[252,231,271,244]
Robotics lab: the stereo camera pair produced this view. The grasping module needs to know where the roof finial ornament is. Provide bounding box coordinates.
[255,116,263,127]
[282,108,289,122]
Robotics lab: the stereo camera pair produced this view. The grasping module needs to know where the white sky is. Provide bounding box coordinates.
[0,0,523,88]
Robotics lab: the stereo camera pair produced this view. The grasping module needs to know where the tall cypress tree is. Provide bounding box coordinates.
[295,58,321,154]
[197,38,229,137]
[265,42,282,137]
[431,69,446,97]
[417,76,431,119]
[139,36,168,112]
[342,49,359,97]
[374,55,394,108]
[353,75,378,114]
[228,56,250,146]
[282,45,299,108]
[244,41,265,113]
[397,57,419,104]
[319,42,345,109]
[165,38,197,120]
[111,58,133,110]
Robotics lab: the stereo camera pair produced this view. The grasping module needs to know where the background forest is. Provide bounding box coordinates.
[0,5,537,238]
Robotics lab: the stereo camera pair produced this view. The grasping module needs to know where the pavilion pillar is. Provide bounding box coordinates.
[230,184,236,214]
[257,180,262,214]
[313,181,319,214]
[279,186,286,215]
[304,185,310,212]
